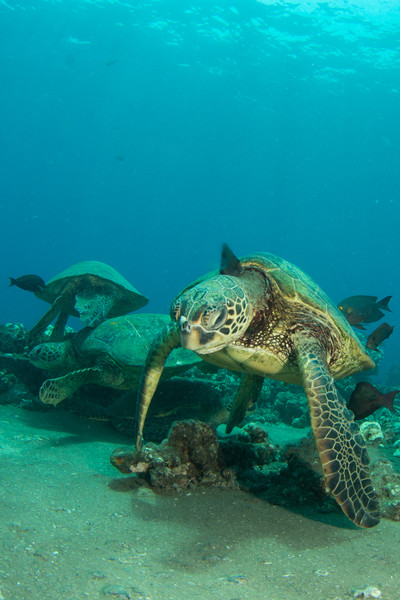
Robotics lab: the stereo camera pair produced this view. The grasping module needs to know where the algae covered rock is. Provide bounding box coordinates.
[360,421,384,444]
[110,420,277,491]
[0,323,27,353]
[274,390,309,427]
[168,419,220,472]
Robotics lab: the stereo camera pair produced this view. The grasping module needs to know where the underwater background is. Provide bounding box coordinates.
[1,0,399,378]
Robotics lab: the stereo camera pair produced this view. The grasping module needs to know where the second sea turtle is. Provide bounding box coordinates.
[29,313,201,405]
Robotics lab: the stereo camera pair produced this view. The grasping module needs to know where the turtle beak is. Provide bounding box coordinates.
[178,315,199,350]
[179,316,192,334]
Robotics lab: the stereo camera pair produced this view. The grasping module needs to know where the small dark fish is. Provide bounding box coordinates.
[348,382,399,420]
[366,323,394,351]
[115,155,125,161]
[338,295,392,329]
[105,59,118,67]
[8,274,45,293]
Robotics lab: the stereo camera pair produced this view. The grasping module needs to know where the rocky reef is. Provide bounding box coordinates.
[110,417,340,519]
[2,321,400,522]
[111,420,277,491]
[0,323,43,407]
[110,415,400,523]
[0,323,27,354]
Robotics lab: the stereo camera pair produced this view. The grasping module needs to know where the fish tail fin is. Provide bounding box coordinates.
[8,277,16,287]
[377,296,392,312]
[379,390,400,412]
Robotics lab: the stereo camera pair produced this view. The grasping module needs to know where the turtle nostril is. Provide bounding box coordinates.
[179,316,191,333]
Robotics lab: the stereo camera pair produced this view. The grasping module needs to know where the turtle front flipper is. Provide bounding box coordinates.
[135,322,180,450]
[294,334,380,528]
[226,374,264,434]
[39,367,103,405]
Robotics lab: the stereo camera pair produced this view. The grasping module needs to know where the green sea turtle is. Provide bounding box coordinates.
[135,244,380,528]
[29,314,201,405]
[27,261,148,346]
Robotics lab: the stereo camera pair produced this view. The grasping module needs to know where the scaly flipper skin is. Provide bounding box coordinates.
[135,323,180,450]
[294,333,380,528]
[226,373,264,434]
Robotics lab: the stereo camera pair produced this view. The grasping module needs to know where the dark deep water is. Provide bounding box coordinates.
[1,0,399,379]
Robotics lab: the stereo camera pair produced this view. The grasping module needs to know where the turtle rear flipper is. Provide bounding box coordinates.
[39,367,104,405]
[295,334,380,528]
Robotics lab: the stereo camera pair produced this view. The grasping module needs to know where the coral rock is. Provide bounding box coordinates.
[359,421,384,444]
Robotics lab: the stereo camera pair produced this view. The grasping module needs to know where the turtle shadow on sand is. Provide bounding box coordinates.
[243,452,361,531]
[110,417,358,534]
[16,402,128,446]
[17,376,228,448]
[111,484,358,561]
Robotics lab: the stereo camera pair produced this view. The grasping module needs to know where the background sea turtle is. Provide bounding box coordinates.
[135,244,380,528]
[28,261,148,346]
[29,314,201,405]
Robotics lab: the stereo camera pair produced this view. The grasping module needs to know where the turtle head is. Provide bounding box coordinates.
[170,244,253,354]
[28,342,70,370]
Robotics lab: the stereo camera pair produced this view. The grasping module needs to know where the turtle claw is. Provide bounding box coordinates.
[135,434,144,451]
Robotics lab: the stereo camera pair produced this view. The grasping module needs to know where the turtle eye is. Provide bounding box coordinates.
[202,306,227,330]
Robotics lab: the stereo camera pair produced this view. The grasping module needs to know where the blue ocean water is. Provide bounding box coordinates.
[1,0,399,376]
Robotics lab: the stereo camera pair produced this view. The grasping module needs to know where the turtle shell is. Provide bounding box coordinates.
[239,252,357,337]
[82,313,201,372]
[174,251,370,366]
[35,261,148,317]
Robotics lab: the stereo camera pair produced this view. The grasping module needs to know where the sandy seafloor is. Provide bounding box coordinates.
[0,404,398,600]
